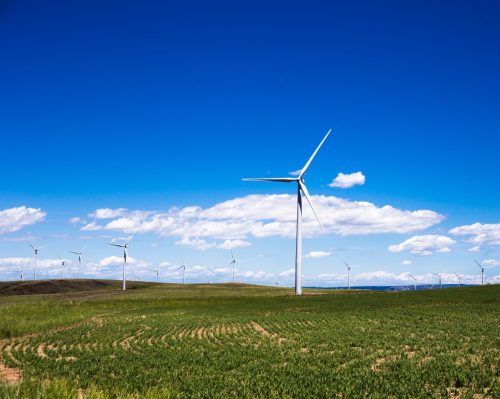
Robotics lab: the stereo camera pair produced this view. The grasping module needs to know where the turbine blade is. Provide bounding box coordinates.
[125,235,134,246]
[68,251,79,255]
[241,177,296,183]
[473,259,482,269]
[28,242,35,250]
[299,181,324,230]
[107,243,124,248]
[299,129,332,178]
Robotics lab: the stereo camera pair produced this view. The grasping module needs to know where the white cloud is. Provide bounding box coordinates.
[401,260,412,265]
[388,235,456,255]
[69,217,83,224]
[90,208,128,219]
[81,222,102,231]
[304,251,332,259]
[0,206,46,234]
[278,268,295,278]
[449,223,500,246]
[482,259,498,266]
[79,194,443,250]
[288,169,301,176]
[328,172,366,189]
[468,245,481,252]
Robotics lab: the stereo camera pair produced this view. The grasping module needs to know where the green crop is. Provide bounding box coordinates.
[0,283,498,398]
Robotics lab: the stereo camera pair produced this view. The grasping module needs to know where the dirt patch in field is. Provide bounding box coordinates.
[0,361,21,384]
[251,321,271,337]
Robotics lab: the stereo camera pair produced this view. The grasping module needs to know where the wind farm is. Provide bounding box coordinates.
[1,1,499,398]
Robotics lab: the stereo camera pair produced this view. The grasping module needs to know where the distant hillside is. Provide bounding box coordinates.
[0,279,156,296]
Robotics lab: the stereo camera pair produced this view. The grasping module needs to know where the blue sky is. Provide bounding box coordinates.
[0,1,499,286]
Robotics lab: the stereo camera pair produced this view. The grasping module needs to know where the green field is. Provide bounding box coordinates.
[0,280,498,398]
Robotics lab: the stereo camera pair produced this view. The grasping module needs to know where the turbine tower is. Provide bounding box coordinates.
[228,251,244,282]
[455,273,462,287]
[107,238,132,291]
[433,273,442,289]
[177,264,186,284]
[156,269,160,281]
[68,246,86,279]
[474,259,486,285]
[19,269,23,281]
[343,259,352,290]
[408,274,417,291]
[58,257,66,279]
[29,243,47,281]
[243,129,331,295]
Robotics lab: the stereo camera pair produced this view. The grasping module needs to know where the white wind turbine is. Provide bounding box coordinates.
[176,264,186,284]
[408,274,417,291]
[156,268,160,281]
[243,129,332,295]
[19,269,24,281]
[58,257,66,279]
[107,238,132,291]
[228,251,244,282]
[29,243,47,281]
[455,273,463,287]
[433,273,442,289]
[343,260,352,290]
[474,259,490,286]
[68,245,86,279]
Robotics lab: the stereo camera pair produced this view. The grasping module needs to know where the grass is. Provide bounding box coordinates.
[0,280,498,398]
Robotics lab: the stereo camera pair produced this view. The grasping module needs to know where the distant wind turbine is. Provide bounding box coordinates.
[228,251,244,282]
[19,269,23,281]
[58,257,66,279]
[107,238,132,291]
[408,274,417,291]
[343,259,352,290]
[455,273,463,287]
[177,264,186,284]
[433,273,442,289]
[68,245,86,279]
[243,129,332,295]
[29,243,47,281]
[156,268,160,281]
[474,259,488,286]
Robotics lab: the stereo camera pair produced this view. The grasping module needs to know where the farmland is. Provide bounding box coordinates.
[0,281,498,398]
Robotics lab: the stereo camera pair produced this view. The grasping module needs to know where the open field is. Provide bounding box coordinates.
[0,281,498,398]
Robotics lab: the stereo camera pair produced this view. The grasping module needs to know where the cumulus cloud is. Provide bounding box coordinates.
[288,169,301,176]
[328,172,366,189]
[468,245,481,252]
[482,259,499,266]
[0,206,46,234]
[401,260,412,265]
[69,217,83,224]
[388,235,456,255]
[304,251,332,259]
[90,208,128,219]
[449,223,500,246]
[79,194,443,250]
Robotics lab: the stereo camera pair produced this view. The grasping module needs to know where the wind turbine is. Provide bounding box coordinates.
[343,260,352,290]
[242,129,331,295]
[58,257,66,279]
[474,259,486,285]
[433,273,442,289]
[455,273,463,287]
[29,243,47,281]
[107,238,132,291]
[228,251,244,282]
[19,269,23,281]
[177,264,186,284]
[408,274,417,291]
[156,268,160,281]
[68,246,86,279]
